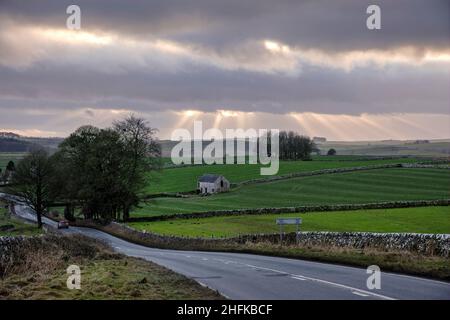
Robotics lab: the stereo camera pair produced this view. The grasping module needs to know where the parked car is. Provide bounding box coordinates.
[57,220,70,229]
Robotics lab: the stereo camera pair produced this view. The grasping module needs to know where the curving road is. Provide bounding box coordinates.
[3,196,450,300]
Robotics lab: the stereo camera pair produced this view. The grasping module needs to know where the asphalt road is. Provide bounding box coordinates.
[4,197,450,300]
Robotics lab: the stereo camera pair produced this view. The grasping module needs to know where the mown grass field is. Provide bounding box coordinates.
[129,206,450,237]
[133,168,450,216]
[145,157,426,194]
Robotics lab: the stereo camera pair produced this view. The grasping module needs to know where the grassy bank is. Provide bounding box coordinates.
[128,206,450,237]
[145,157,426,194]
[0,201,42,237]
[0,234,223,300]
[134,168,450,216]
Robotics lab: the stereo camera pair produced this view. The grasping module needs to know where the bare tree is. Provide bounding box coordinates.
[114,115,161,221]
[6,149,54,228]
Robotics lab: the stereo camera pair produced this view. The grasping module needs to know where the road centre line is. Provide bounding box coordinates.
[243,264,396,300]
[352,291,370,297]
[291,276,307,281]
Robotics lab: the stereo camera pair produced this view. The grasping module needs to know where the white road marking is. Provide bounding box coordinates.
[352,291,369,297]
[291,276,307,281]
[254,250,450,286]
[244,264,396,300]
[213,258,237,265]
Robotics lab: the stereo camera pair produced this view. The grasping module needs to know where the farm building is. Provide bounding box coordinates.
[197,174,230,194]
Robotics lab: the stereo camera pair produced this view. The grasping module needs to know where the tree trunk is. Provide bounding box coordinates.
[123,205,130,222]
[36,208,43,229]
[36,186,43,228]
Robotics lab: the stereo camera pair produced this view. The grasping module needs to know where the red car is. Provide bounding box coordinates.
[57,220,70,229]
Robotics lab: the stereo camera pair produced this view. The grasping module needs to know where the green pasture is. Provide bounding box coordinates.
[134,168,450,216]
[145,157,427,194]
[129,206,450,237]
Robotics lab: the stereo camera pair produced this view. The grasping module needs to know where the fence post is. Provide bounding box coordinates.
[279,224,283,244]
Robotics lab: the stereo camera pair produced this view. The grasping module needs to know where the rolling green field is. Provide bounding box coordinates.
[0,152,26,171]
[133,168,450,216]
[128,206,450,237]
[145,157,426,194]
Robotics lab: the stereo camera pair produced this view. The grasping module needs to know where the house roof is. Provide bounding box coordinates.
[198,174,222,183]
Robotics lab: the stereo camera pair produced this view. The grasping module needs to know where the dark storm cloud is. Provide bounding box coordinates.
[0,63,448,115]
[0,0,448,121]
[1,0,448,51]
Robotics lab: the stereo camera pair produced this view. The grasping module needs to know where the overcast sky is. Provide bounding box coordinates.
[0,0,449,140]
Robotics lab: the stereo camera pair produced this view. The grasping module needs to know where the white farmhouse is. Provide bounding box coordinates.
[197,174,230,194]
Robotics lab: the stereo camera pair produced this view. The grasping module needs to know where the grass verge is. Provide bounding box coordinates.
[0,201,43,237]
[0,234,223,300]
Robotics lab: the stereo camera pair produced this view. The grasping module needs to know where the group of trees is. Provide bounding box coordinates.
[277,132,337,158]
[7,115,161,227]
[327,148,337,156]
[278,131,315,160]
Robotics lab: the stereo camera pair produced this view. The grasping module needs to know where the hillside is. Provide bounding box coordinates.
[317,139,450,157]
[159,139,450,159]
[0,137,38,152]
[0,132,63,152]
